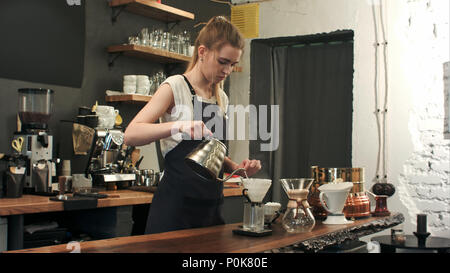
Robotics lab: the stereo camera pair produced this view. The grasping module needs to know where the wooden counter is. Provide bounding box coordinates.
[7,213,404,253]
[0,187,243,216]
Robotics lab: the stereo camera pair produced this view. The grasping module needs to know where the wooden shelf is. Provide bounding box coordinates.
[109,0,194,23]
[108,44,191,64]
[105,94,152,104]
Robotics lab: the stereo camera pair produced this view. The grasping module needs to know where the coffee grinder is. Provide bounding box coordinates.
[13,88,56,194]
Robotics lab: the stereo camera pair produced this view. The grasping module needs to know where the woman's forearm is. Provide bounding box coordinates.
[124,121,178,147]
[223,156,239,173]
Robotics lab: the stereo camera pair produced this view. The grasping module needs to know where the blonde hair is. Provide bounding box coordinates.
[185,16,245,113]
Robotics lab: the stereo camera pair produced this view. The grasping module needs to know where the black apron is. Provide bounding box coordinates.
[145,76,228,234]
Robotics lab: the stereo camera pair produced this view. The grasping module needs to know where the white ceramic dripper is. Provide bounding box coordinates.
[318,182,354,225]
[242,179,272,203]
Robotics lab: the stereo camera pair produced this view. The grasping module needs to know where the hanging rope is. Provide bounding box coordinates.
[371,0,389,184]
[371,0,382,183]
[379,0,389,183]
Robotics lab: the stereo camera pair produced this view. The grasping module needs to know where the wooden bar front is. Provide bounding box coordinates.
[6,213,404,253]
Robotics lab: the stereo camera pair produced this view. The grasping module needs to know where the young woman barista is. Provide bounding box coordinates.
[124,16,261,234]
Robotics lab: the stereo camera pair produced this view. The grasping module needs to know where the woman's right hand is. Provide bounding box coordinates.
[173,120,213,140]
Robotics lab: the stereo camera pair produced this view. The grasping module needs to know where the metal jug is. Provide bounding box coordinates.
[185,138,246,182]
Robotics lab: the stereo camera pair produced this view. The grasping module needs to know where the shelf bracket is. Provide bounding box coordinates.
[163,63,181,76]
[111,5,127,24]
[108,52,124,68]
[166,21,181,32]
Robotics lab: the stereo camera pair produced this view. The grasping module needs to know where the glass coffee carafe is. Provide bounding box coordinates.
[281,178,316,233]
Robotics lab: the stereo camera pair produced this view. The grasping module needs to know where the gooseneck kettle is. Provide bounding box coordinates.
[185,138,246,182]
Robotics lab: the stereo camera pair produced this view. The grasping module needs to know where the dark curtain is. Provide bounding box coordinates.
[250,31,354,204]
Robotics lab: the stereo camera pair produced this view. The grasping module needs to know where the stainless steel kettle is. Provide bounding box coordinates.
[185,138,246,182]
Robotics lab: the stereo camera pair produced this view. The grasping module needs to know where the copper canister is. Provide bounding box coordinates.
[309,166,370,220]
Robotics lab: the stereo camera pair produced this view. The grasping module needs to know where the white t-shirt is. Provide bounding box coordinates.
[159,75,229,157]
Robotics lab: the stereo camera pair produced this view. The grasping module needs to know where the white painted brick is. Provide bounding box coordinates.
[431,161,450,172]
[418,119,443,132]
[414,198,446,212]
[429,186,450,200]
[429,213,442,227]
[413,161,430,171]
[441,213,450,227]
[416,187,431,198]
[433,146,450,158]
[409,175,442,185]
[429,213,450,228]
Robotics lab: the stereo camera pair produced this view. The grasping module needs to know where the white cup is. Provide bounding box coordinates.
[123,85,136,94]
[96,105,114,115]
[61,160,71,176]
[136,75,149,81]
[123,78,136,83]
[136,86,150,95]
[124,75,137,81]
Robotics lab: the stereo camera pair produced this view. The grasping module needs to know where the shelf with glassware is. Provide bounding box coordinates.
[109,0,195,23]
[107,44,192,66]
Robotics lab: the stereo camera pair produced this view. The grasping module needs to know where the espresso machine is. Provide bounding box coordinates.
[13,88,57,194]
[84,128,135,189]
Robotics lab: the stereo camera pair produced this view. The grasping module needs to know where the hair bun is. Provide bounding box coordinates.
[215,16,228,21]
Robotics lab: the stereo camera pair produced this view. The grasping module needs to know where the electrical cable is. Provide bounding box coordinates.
[371,0,389,184]
[379,0,389,183]
[371,0,382,183]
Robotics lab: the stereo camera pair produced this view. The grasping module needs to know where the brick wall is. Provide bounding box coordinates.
[395,1,449,236]
[229,0,450,237]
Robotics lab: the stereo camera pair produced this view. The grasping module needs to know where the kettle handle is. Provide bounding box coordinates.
[217,168,247,182]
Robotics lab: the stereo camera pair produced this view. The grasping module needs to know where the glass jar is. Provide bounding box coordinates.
[161,32,170,51]
[243,202,264,232]
[152,29,162,49]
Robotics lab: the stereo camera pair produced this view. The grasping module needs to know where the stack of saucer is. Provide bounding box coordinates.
[136,75,150,95]
[123,75,136,94]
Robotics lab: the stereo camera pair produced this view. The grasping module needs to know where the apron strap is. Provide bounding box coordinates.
[182,75,197,96]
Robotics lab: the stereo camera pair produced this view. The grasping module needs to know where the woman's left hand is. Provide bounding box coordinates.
[236,159,262,177]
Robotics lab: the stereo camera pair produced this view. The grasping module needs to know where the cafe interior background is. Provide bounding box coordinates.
[0,0,448,250]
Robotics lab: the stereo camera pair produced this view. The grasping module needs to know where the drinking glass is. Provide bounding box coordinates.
[152,29,162,49]
[139,28,149,46]
[161,32,170,51]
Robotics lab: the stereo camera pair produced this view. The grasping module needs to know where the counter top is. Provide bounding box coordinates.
[6,213,404,253]
[0,187,243,216]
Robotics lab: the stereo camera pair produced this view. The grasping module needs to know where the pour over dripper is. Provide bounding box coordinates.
[319,182,354,224]
[280,178,316,233]
[242,178,271,203]
[241,179,271,233]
